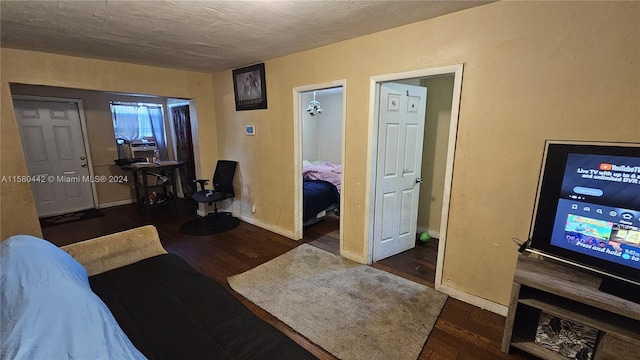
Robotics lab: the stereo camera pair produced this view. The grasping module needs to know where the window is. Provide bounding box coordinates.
[110,102,167,159]
[110,102,164,141]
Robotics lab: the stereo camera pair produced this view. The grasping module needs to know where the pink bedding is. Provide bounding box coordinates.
[303,161,342,193]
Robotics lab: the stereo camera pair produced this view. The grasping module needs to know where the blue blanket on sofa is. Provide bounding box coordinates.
[1,235,146,360]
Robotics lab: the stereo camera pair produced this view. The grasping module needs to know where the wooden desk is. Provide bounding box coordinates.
[120,161,184,215]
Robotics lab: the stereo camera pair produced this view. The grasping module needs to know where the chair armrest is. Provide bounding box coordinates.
[194,179,209,191]
[61,225,167,276]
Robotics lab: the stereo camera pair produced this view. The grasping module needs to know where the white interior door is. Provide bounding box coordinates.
[373,82,427,261]
[13,100,95,217]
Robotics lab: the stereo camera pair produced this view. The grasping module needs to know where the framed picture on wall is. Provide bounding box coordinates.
[232,63,267,111]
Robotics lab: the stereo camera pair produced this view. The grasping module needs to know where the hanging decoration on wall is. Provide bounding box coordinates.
[306,91,323,116]
[233,63,267,111]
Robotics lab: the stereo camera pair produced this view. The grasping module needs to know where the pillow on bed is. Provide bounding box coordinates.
[0,235,146,360]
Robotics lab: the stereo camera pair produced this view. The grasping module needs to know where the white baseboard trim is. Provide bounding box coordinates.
[234,213,297,240]
[341,249,367,264]
[198,208,298,240]
[98,199,135,208]
[436,283,508,316]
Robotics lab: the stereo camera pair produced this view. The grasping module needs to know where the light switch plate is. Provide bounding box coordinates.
[245,125,255,136]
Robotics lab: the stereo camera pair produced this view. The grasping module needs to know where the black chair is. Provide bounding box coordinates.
[180,160,240,235]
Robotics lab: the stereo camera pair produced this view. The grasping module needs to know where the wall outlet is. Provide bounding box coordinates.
[251,204,256,213]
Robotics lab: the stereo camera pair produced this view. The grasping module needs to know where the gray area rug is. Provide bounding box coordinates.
[228,244,448,360]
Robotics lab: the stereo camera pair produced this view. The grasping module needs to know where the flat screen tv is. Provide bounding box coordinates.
[528,140,640,303]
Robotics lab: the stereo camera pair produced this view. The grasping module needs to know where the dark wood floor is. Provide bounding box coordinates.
[42,201,532,360]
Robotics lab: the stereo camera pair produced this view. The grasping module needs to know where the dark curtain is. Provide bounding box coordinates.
[172,105,196,197]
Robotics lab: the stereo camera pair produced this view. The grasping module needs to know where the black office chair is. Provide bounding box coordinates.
[180,160,240,235]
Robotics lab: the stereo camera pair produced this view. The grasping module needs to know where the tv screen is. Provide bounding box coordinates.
[529,140,640,300]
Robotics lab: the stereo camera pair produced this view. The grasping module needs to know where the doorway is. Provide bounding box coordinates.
[368,65,463,291]
[293,80,346,248]
[168,100,197,199]
[12,96,97,217]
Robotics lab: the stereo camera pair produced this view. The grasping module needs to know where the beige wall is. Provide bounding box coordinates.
[10,84,170,205]
[1,49,218,239]
[418,75,455,236]
[212,1,640,305]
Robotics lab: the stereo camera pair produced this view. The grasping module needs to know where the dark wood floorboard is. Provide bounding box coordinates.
[42,201,532,360]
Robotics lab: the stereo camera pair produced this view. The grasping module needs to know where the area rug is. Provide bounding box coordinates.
[39,208,104,228]
[228,244,448,360]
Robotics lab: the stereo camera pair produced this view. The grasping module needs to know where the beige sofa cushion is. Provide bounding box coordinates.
[61,225,167,276]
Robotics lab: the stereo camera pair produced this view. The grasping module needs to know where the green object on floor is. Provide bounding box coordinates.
[419,232,430,243]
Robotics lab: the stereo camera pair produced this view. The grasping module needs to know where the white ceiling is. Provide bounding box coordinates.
[1,1,490,73]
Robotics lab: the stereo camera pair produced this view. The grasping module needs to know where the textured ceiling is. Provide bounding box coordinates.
[1,1,490,73]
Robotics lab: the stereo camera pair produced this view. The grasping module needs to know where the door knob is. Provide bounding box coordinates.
[415,178,422,184]
[80,156,86,160]
[81,163,87,168]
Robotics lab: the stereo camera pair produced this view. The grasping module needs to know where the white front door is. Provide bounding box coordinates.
[373,83,427,261]
[13,100,95,217]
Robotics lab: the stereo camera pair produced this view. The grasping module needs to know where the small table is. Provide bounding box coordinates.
[120,161,184,215]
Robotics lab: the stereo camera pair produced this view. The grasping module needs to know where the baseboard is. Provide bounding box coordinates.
[235,213,297,240]
[98,199,135,208]
[341,249,367,264]
[435,283,508,316]
[199,210,297,240]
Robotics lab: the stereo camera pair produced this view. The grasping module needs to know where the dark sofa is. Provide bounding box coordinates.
[90,253,316,360]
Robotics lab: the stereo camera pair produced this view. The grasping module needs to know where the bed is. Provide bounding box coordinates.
[302,160,341,225]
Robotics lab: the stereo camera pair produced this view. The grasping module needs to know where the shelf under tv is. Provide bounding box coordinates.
[502,254,640,360]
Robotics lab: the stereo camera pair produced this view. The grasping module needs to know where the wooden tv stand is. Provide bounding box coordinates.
[501,254,640,359]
